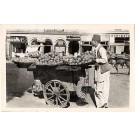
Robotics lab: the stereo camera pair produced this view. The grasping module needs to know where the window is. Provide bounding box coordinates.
[31,39,40,45]
[100,41,106,45]
[82,41,90,45]
[84,42,90,44]
[44,39,52,45]
[16,47,22,53]
[82,46,92,53]
[115,37,130,43]
[55,39,66,47]
[55,39,66,53]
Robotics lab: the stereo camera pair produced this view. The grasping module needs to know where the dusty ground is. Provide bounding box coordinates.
[6,62,129,108]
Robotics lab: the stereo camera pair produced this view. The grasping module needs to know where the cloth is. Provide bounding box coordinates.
[94,44,109,82]
[94,44,110,107]
[95,44,108,64]
[94,71,110,107]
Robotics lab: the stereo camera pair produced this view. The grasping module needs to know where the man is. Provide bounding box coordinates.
[91,34,110,108]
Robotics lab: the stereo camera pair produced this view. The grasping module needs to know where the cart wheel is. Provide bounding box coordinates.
[43,80,70,108]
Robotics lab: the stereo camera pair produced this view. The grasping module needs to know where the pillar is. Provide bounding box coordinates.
[40,43,44,53]
[66,41,69,55]
[78,41,82,55]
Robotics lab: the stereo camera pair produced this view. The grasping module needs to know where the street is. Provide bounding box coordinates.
[6,62,129,108]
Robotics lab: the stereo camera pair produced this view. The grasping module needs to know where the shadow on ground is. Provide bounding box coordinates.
[6,62,34,102]
[27,87,96,107]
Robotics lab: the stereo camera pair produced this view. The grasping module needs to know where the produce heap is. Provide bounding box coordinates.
[12,50,96,66]
[28,51,41,58]
[36,50,96,66]
[12,57,38,63]
[64,51,96,65]
[36,51,63,65]
[12,51,41,63]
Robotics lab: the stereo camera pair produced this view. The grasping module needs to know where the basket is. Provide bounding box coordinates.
[29,55,40,58]
[36,63,62,67]
[13,61,34,68]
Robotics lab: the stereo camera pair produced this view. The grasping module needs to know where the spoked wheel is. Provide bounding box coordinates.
[43,80,70,108]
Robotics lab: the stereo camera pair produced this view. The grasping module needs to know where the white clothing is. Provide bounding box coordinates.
[94,44,110,107]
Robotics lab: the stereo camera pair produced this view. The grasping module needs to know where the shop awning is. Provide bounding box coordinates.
[7,36,27,43]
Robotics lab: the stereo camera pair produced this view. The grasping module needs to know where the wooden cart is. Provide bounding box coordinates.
[29,64,95,107]
[14,61,95,108]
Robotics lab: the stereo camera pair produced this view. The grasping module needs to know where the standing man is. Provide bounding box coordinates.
[91,34,110,108]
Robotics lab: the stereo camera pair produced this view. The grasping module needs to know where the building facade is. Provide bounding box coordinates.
[6,29,130,59]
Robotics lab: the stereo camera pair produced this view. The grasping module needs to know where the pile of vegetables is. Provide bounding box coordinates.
[36,51,63,65]
[12,50,96,66]
[12,57,38,63]
[28,51,41,58]
[63,51,96,65]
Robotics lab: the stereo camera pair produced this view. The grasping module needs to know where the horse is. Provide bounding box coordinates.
[107,51,130,74]
[108,57,130,75]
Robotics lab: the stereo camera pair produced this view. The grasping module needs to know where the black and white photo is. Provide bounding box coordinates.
[1,24,133,111]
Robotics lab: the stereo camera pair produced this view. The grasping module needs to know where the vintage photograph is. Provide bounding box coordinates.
[4,25,130,109]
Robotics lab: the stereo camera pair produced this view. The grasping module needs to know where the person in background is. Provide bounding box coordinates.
[62,51,66,56]
[91,34,111,108]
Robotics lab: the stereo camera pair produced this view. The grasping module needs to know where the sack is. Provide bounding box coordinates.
[99,63,111,74]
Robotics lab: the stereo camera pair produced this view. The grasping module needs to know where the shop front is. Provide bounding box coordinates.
[6,29,130,60]
[54,39,66,55]
[109,33,130,54]
[6,36,27,59]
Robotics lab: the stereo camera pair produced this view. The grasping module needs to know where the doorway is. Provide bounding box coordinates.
[43,39,52,53]
[68,41,79,55]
